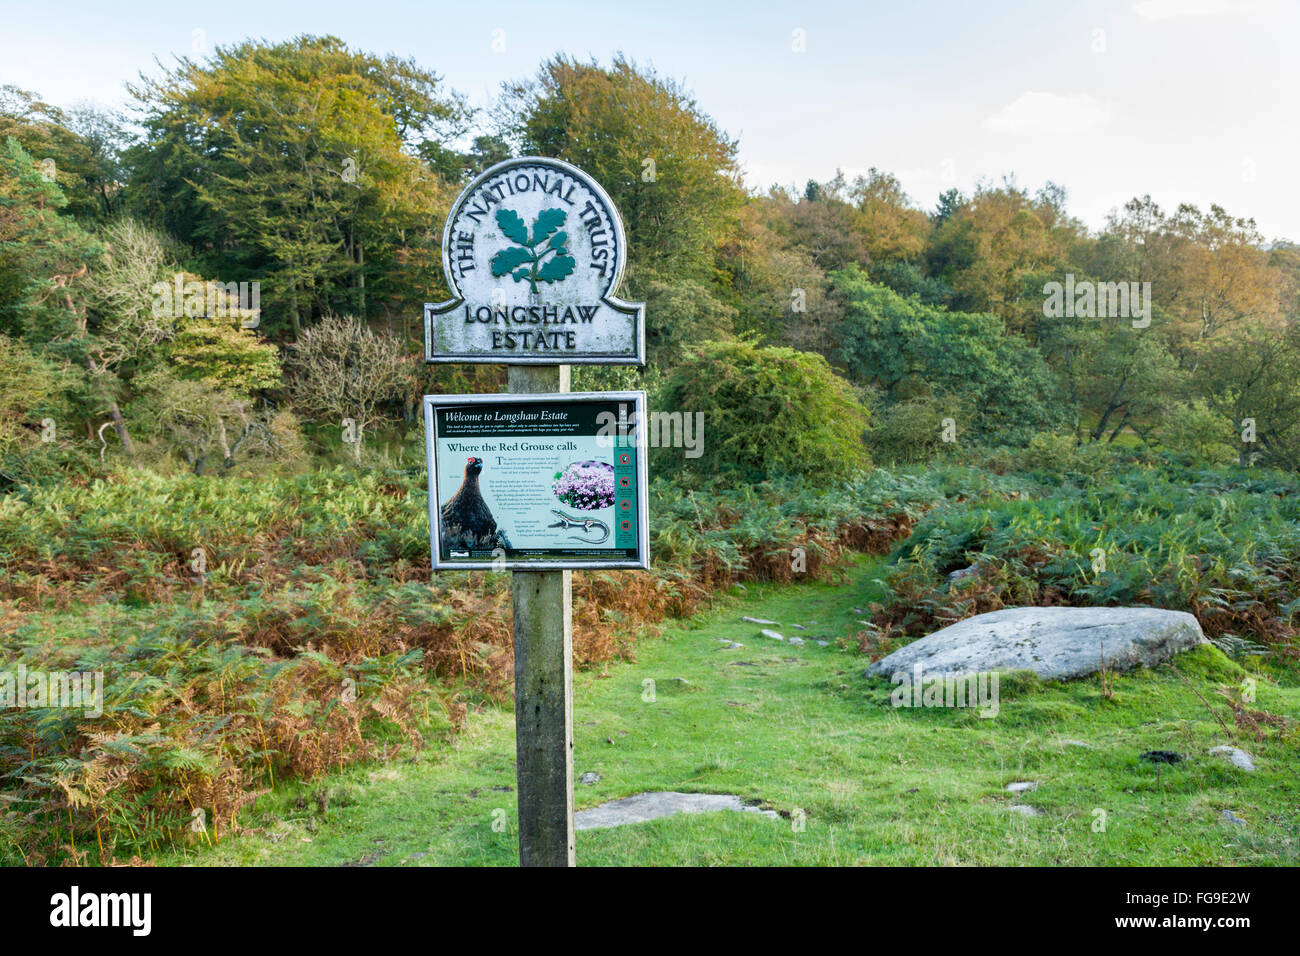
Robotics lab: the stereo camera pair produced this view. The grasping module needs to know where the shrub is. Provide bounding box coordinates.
[654,339,869,480]
[1152,399,1238,466]
[285,315,410,460]
[1022,431,1080,473]
[866,393,966,465]
[126,371,297,475]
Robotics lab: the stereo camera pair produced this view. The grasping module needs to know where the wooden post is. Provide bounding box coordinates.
[507,363,575,867]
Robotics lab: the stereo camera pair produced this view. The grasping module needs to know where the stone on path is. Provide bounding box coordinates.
[574,792,779,831]
[1209,745,1256,772]
[867,606,1206,682]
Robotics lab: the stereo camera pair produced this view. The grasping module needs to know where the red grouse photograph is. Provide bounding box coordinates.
[0,0,1289,940]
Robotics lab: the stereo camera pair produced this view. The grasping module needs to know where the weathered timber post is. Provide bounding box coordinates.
[508,362,574,867]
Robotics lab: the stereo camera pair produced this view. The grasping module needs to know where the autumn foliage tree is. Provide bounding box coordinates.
[127,35,468,337]
[501,55,745,363]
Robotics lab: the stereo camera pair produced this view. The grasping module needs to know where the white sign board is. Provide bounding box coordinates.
[426,157,645,365]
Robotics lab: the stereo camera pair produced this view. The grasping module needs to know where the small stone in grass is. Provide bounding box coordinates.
[1005,781,1037,793]
[817,640,830,646]
[1209,746,1256,772]
[761,629,785,641]
[1008,805,1041,817]
[574,792,779,830]
[1221,809,1248,825]
[743,616,779,625]
[791,624,806,629]
[788,636,805,646]
[580,772,602,785]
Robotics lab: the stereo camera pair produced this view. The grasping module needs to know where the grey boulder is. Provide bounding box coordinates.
[867,606,1206,681]
[1209,746,1256,772]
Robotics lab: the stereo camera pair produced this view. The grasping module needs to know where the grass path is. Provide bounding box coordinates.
[161,556,1298,866]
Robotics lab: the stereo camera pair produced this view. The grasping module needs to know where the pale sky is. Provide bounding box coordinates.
[3,0,1298,239]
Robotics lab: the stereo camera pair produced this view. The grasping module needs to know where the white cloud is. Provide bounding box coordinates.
[983,92,1111,135]
[1133,0,1257,20]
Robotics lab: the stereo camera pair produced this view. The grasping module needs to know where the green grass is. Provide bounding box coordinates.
[0,462,959,864]
[158,555,1299,866]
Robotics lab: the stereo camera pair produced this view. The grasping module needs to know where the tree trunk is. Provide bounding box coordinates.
[85,353,134,455]
[59,265,134,456]
[290,281,302,340]
[1091,399,1123,443]
[106,403,134,456]
[216,413,231,463]
[357,243,366,318]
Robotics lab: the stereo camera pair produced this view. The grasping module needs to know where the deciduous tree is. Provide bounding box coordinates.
[285,314,409,460]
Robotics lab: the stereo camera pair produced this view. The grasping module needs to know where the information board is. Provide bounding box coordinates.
[424,391,648,570]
